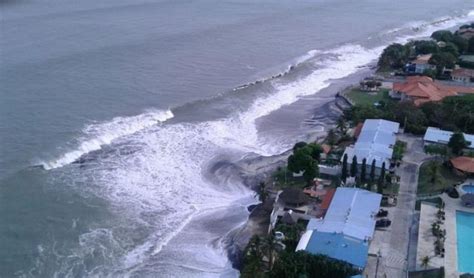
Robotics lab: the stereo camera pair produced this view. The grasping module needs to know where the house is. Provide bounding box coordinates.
[459,55,474,69]
[423,127,474,149]
[457,27,474,40]
[305,188,382,240]
[297,231,369,269]
[404,54,436,74]
[342,119,400,170]
[450,156,474,176]
[391,76,474,106]
[296,188,382,269]
[451,67,474,83]
[269,188,313,229]
[359,78,382,92]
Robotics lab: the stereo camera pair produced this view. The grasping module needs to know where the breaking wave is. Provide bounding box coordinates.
[41,109,174,170]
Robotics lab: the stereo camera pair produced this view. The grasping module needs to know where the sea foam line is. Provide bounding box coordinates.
[41,109,174,170]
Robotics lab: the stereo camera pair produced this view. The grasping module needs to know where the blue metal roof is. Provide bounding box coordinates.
[304,231,369,268]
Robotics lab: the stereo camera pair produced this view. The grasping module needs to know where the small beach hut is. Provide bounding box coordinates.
[279,188,309,208]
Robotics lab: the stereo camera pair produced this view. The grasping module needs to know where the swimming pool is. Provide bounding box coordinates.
[463,185,474,194]
[456,211,474,274]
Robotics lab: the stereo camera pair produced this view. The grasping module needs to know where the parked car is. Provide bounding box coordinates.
[376,209,388,217]
[376,219,391,228]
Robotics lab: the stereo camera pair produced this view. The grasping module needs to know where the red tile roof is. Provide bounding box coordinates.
[393,76,474,106]
[353,123,364,139]
[321,144,332,154]
[451,156,474,174]
[452,68,474,79]
[320,188,336,211]
[413,54,432,65]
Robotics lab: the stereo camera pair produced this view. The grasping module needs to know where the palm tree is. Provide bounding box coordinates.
[361,158,367,185]
[428,162,440,186]
[421,255,430,269]
[257,181,267,203]
[336,118,347,135]
[263,234,276,270]
[369,159,376,191]
[341,154,348,184]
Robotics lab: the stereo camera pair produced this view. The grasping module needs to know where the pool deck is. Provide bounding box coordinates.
[416,202,444,270]
[441,193,474,277]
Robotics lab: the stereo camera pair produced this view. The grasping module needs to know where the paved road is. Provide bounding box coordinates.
[366,134,433,278]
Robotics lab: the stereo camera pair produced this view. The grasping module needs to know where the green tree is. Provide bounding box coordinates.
[263,234,276,270]
[292,142,307,152]
[369,159,376,191]
[378,43,409,70]
[303,160,318,185]
[361,158,367,184]
[429,52,457,75]
[452,35,468,54]
[336,117,347,135]
[351,155,358,178]
[431,30,454,42]
[326,129,337,146]
[441,42,460,58]
[427,162,440,186]
[421,256,431,270]
[287,143,322,185]
[415,40,439,55]
[241,236,265,277]
[270,251,358,278]
[468,37,474,54]
[377,162,386,194]
[341,153,348,183]
[448,132,469,155]
[257,181,267,202]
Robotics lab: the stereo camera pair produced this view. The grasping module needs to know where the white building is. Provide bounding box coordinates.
[342,119,400,168]
[423,127,474,149]
[303,188,382,240]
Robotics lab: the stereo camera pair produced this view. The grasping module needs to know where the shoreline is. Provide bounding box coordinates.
[225,94,351,270]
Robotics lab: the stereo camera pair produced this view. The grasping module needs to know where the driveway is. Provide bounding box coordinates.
[365,134,432,278]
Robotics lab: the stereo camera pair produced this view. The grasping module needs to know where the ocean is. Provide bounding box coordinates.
[1,0,473,276]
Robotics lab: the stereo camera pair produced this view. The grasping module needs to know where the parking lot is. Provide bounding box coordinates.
[364,134,430,278]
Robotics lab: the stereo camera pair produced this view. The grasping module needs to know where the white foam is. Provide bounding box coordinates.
[41,109,173,170]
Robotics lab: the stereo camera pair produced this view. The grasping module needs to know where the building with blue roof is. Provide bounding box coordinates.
[297,230,369,268]
[296,188,381,269]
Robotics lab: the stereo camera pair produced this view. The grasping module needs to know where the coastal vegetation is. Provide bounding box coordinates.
[345,87,391,106]
[241,232,359,278]
[344,94,474,135]
[417,160,463,195]
[287,142,322,185]
[378,27,474,76]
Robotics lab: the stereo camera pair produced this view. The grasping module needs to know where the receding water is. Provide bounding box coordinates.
[1,0,474,276]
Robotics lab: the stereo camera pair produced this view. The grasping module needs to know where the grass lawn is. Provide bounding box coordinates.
[273,167,307,189]
[345,87,391,106]
[417,160,464,196]
[415,197,443,211]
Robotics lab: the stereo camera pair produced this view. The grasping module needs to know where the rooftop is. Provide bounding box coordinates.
[412,54,432,65]
[393,76,474,106]
[306,188,382,240]
[343,119,399,168]
[450,156,474,174]
[423,127,474,149]
[278,188,309,207]
[296,230,369,268]
[452,68,474,78]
